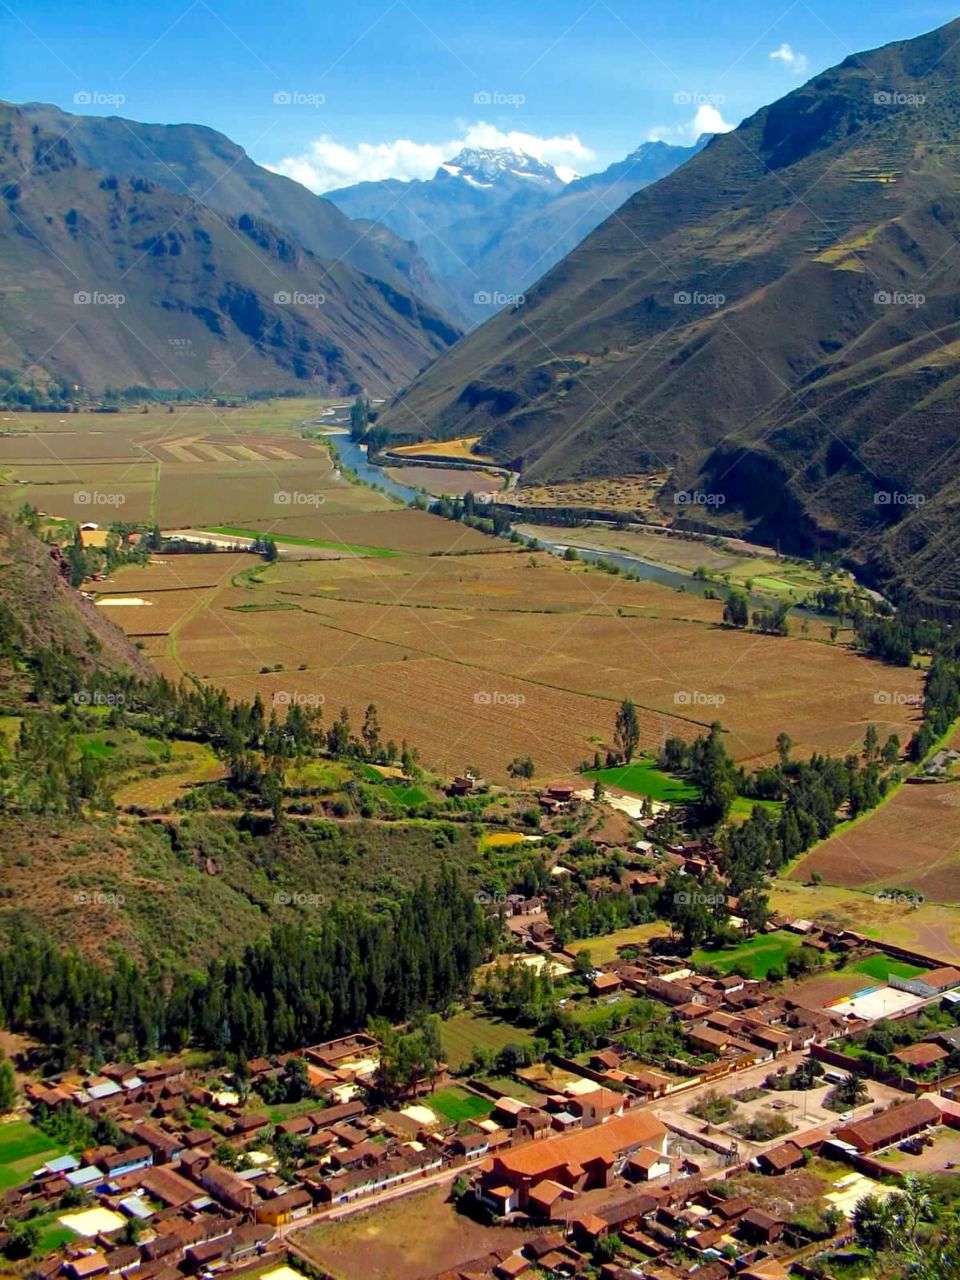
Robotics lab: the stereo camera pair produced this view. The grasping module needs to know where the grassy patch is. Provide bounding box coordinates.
[585,758,697,802]
[425,1087,494,1123]
[693,931,802,979]
[0,1120,67,1192]
[441,1010,534,1069]
[850,954,925,981]
[202,526,398,557]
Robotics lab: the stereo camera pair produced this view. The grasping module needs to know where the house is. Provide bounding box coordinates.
[100,1146,152,1177]
[892,1043,950,1072]
[757,1141,805,1175]
[65,1253,108,1280]
[738,1208,786,1245]
[527,1178,577,1220]
[254,1186,313,1226]
[891,967,960,998]
[624,1147,670,1181]
[589,973,623,998]
[480,1109,667,1209]
[198,1162,257,1213]
[139,1166,200,1209]
[834,1098,941,1153]
[132,1124,184,1164]
[568,1088,625,1128]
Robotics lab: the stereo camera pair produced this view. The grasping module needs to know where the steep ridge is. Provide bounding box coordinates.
[0,103,460,394]
[378,18,960,607]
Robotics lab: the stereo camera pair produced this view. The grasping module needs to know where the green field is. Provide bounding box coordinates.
[692,930,802,979]
[426,1087,494,1123]
[0,1120,68,1192]
[585,759,698,802]
[441,1009,534,1069]
[202,526,398,557]
[849,954,925,982]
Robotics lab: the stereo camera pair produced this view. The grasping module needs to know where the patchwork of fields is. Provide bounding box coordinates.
[3,402,926,784]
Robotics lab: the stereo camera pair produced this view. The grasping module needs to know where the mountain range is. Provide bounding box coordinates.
[0,102,460,395]
[328,139,707,324]
[379,18,960,609]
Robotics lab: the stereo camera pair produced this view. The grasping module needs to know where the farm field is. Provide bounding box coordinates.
[523,522,852,603]
[102,530,925,781]
[0,1120,67,1192]
[790,772,960,905]
[440,1010,534,1069]
[389,435,494,462]
[692,931,803,979]
[423,1086,493,1123]
[767,879,960,964]
[294,1181,522,1280]
[0,399,393,531]
[585,758,699,802]
[566,922,668,962]
[516,473,667,514]
[382,464,506,497]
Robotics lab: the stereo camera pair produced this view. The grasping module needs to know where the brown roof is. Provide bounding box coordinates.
[139,1166,198,1207]
[760,1141,804,1171]
[892,1043,949,1068]
[835,1098,940,1152]
[489,1110,666,1182]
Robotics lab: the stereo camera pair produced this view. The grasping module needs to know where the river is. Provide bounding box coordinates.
[303,410,826,610]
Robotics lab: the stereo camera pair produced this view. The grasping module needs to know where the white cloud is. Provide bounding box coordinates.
[647,103,736,144]
[769,42,809,76]
[267,123,595,192]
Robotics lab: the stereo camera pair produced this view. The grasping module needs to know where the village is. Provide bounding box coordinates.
[4,900,960,1280]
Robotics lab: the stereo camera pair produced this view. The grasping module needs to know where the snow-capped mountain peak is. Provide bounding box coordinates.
[437,147,571,187]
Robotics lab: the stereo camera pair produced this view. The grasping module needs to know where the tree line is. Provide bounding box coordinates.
[0,867,491,1066]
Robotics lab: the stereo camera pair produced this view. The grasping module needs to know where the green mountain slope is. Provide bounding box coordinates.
[379,18,960,607]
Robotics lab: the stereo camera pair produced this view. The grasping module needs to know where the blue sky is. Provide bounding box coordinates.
[3,0,958,189]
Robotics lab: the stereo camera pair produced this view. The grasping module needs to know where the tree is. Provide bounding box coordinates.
[723,589,749,628]
[775,732,792,767]
[592,776,605,802]
[349,395,371,439]
[507,756,535,785]
[613,699,640,763]
[831,1071,869,1108]
[0,1055,15,1112]
[4,1220,38,1259]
